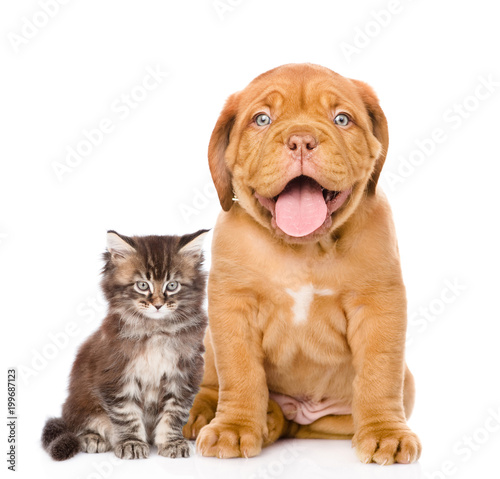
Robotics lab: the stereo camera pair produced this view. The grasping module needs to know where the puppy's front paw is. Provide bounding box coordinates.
[196,420,263,458]
[158,438,191,458]
[114,440,149,460]
[353,425,421,465]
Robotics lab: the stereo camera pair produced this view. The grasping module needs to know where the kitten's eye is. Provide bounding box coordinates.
[334,113,350,127]
[166,281,180,293]
[136,281,149,291]
[254,113,271,126]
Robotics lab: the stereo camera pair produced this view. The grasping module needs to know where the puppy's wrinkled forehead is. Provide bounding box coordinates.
[236,65,366,122]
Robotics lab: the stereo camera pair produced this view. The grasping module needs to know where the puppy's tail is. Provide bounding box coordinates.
[41,417,80,461]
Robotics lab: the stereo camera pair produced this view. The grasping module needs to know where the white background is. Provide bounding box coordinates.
[1,1,499,478]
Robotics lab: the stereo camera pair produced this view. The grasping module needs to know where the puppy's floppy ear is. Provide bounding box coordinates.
[351,79,389,195]
[208,92,240,211]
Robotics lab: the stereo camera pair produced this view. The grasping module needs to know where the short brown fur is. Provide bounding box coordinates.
[184,64,421,465]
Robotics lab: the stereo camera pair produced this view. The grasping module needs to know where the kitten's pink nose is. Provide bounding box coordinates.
[154,304,163,310]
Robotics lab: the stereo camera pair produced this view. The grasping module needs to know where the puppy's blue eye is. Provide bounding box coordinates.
[136,281,149,291]
[255,113,271,126]
[334,114,350,127]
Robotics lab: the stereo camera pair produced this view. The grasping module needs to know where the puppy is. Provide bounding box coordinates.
[183,63,421,465]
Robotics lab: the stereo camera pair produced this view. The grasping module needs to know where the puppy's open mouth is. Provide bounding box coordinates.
[254,176,352,238]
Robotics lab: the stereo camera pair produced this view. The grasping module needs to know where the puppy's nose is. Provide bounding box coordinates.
[286,133,318,152]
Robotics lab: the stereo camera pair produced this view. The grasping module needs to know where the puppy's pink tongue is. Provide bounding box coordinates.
[275,177,327,237]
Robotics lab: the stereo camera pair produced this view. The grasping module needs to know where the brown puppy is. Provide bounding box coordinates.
[183,63,421,465]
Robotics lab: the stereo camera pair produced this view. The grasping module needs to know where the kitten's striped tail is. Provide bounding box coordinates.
[41,418,80,461]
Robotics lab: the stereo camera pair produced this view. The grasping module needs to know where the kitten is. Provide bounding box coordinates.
[42,229,208,460]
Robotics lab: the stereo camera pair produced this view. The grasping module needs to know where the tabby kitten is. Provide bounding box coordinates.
[42,229,208,460]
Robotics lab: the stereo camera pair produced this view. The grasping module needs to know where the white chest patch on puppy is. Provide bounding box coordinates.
[285,284,333,324]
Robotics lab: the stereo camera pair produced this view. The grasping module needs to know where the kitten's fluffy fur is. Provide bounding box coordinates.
[42,230,208,460]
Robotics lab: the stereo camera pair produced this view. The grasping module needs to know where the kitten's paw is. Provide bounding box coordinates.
[353,425,421,465]
[80,433,110,453]
[114,440,150,460]
[158,438,191,458]
[196,420,263,458]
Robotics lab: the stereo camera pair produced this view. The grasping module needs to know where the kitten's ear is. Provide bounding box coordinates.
[106,231,136,260]
[179,229,210,257]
